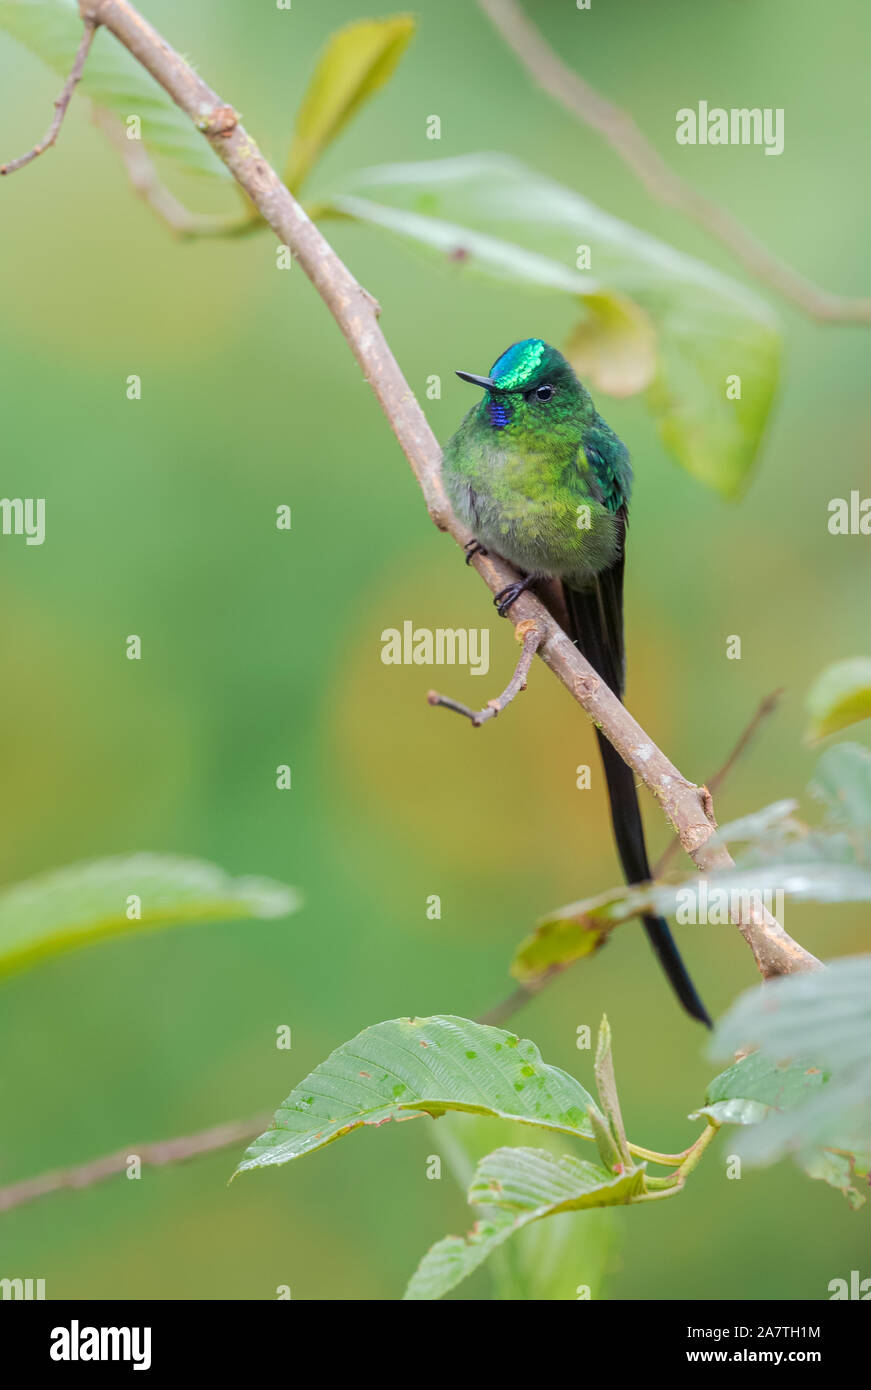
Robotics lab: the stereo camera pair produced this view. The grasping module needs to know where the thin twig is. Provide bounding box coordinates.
[428,620,542,727]
[0,21,96,175]
[653,687,784,877]
[477,0,871,325]
[478,978,549,1028]
[66,0,818,983]
[92,108,257,239]
[0,1114,271,1213]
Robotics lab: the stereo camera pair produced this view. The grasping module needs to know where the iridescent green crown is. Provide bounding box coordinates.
[489,338,548,390]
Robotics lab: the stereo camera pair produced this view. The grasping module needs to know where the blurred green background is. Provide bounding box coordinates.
[0,0,869,1299]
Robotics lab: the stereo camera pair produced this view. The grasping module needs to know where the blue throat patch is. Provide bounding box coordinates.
[488,399,510,429]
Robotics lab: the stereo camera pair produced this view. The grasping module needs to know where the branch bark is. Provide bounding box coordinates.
[54,0,817,981]
[477,0,871,325]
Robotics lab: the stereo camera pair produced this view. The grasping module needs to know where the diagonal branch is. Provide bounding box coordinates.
[62,0,818,981]
[0,20,96,175]
[477,0,871,326]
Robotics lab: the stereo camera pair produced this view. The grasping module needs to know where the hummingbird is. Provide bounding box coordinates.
[442,337,711,1027]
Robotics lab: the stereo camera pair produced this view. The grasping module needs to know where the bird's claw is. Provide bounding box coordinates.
[494,579,532,617]
[463,539,488,565]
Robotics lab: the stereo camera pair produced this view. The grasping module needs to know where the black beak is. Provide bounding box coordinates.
[455,370,496,390]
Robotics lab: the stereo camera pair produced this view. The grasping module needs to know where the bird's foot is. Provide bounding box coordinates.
[463,539,488,565]
[494,576,535,617]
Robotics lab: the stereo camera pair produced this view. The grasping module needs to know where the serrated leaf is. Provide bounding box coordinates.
[470,1145,644,1213]
[0,0,229,177]
[426,1113,617,1300]
[693,1051,826,1127]
[284,16,414,194]
[332,154,780,496]
[403,1208,517,1300]
[712,958,871,1176]
[0,852,300,978]
[806,659,871,744]
[404,1146,644,1300]
[234,1016,597,1177]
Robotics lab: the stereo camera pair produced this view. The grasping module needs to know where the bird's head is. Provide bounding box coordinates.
[455,338,590,434]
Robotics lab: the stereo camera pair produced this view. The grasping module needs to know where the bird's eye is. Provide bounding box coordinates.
[534,384,554,402]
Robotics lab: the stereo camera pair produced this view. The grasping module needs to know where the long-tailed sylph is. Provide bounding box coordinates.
[442,337,711,1027]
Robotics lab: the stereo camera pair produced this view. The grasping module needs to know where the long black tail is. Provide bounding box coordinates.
[562,548,711,1028]
[595,729,711,1027]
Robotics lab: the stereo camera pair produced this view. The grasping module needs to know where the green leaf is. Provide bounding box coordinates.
[710,799,801,849]
[404,1146,645,1300]
[799,1148,869,1211]
[328,192,602,292]
[594,1015,631,1166]
[0,852,300,978]
[403,1207,518,1300]
[488,1205,615,1301]
[626,851,871,919]
[0,0,229,177]
[699,1027,871,1205]
[284,15,415,194]
[424,1113,618,1300]
[332,154,780,496]
[234,1015,597,1177]
[588,1103,624,1171]
[564,290,657,397]
[809,742,871,830]
[714,957,871,1077]
[510,886,623,983]
[470,1145,644,1213]
[326,194,661,402]
[806,659,871,744]
[693,1051,826,1127]
[711,958,871,1184]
